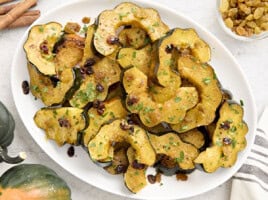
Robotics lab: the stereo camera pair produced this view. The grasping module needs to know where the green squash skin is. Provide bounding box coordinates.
[0,164,71,199]
[0,101,15,148]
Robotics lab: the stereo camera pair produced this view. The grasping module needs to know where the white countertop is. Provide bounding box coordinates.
[0,0,267,199]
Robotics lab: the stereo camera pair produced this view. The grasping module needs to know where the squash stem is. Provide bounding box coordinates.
[0,146,26,164]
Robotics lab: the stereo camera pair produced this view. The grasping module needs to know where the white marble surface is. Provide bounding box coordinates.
[0,0,267,199]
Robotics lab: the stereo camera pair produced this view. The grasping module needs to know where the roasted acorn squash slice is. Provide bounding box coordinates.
[88,119,156,166]
[124,147,147,193]
[171,56,222,132]
[24,22,63,76]
[119,27,149,49]
[149,133,199,170]
[83,98,128,146]
[194,102,248,173]
[156,28,211,87]
[81,24,100,66]
[27,62,81,106]
[94,2,169,56]
[34,107,86,146]
[123,67,198,127]
[69,57,121,108]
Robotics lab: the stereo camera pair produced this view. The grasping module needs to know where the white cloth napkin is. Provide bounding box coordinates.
[230,107,268,200]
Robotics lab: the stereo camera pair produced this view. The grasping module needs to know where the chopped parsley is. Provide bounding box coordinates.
[202,77,211,85]
[174,97,182,103]
[240,99,244,106]
[175,151,184,163]
[132,51,137,58]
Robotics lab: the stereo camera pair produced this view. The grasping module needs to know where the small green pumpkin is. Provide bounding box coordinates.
[0,164,71,200]
[0,101,25,164]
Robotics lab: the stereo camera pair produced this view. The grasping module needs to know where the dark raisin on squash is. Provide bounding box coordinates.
[22,80,30,94]
[120,120,133,131]
[223,137,232,145]
[50,75,60,88]
[92,100,105,115]
[107,36,120,45]
[39,40,49,54]
[96,83,104,93]
[165,44,174,53]
[58,118,71,128]
[84,58,96,68]
[132,160,146,170]
[220,120,231,130]
[160,155,177,169]
[127,96,139,106]
[116,164,128,173]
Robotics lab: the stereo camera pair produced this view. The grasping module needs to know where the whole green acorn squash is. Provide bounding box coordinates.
[0,101,26,164]
[0,164,71,200]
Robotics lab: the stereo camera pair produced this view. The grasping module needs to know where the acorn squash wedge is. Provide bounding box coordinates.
[119,27,149,49]
[88,119,156,166]
[123,67,198,127]
[27,62,81,106]
[69,57,121,108]
[0,164,71,200]
[156,28,211,87]
[124,147,147,193]
[149,133,199,170]
[94,2,169,56]
[171,56,222,132]
[23,22,63,76]
[81,24,100,66]
[83,98,128,146]
[34,107,86,146]
[194,102,248,173]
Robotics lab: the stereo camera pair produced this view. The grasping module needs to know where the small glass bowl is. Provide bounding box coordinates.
[216,0,268,42]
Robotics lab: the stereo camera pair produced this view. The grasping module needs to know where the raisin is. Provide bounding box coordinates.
[50,76,60,87]
[120,120,133,131]
[223,137,232,145]
[107,36,120,45]
[84,58,95,68]
[147,175,157,184]
[116,165,127,173]
[96,83,104,93]
[165,44,174,53]
[22,80,29,94]
[176,173,188,181]
[127,96,139,106]
[220,120,231,130]
[126,114,140,125]
[58,118,71,128]
[97,108,105,115]
[132,160,145,170]
[67,146,75,157]
[93,100,104,109]
[85,67,94,75]
[82,17,90,24]
[39,40,49,54]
